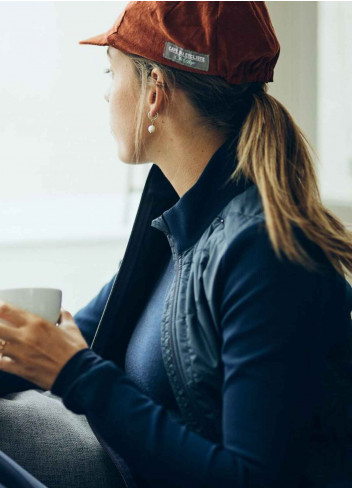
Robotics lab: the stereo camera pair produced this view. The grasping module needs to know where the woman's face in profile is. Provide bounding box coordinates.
[104,46,140,162]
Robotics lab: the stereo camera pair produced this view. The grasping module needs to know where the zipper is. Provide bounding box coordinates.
[166,236,186,392]
[86,416,130,487]
[164,231,201,421]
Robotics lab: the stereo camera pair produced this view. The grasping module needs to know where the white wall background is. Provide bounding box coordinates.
[267,1,352,219]
[0,1,149,314]
[317,2,352,205]
[0,2,351,315]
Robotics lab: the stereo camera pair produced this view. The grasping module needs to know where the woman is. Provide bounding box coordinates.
[1,1,352,487]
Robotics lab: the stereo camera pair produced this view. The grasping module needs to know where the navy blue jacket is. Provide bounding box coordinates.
[1,134,352,487]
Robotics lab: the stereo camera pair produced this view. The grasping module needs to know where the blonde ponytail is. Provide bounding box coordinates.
[125,51,352,282]
[232,87,352,280]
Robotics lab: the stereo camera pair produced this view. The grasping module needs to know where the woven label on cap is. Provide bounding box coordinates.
[163,41,209,71]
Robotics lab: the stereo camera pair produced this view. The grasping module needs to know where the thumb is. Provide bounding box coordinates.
[60,308,73,318]
[58,308,74,326]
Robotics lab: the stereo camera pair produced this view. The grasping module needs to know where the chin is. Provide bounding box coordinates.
[116,141,136,164]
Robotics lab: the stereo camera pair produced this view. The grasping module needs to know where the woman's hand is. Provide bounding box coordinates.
[0,301,89,391]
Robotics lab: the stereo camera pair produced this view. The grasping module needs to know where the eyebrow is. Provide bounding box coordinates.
[107,47,111,59]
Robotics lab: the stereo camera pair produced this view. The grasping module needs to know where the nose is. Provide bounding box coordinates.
[104,89,109,103]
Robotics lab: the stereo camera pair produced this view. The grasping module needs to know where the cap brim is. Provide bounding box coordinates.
[79,32,109,46]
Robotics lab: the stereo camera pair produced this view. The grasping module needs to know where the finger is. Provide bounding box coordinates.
[0,339,19,360]
[0,322,22,342]
[0,354,22,376]
[0,330,20,360]
[0,301,28,327]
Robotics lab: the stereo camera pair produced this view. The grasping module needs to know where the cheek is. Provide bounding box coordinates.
[109,84,135,128]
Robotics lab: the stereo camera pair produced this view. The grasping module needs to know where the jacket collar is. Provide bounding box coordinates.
[150,124,254,254]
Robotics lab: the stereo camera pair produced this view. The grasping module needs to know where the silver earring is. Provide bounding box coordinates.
[147,111,158,133]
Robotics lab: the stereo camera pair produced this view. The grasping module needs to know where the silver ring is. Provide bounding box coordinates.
[148,111,158,122]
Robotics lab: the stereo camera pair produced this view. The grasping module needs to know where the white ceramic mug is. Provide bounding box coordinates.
[0,288,62,324]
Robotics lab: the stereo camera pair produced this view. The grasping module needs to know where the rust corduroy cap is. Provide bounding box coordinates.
[79,1,280,85]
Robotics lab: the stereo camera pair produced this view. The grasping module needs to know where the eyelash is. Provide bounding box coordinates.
[104,68,112,76]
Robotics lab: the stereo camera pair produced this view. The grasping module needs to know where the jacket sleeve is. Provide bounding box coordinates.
[0,271,118,397]
[50,223,344,488]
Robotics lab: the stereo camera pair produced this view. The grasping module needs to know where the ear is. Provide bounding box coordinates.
[147,68,167,115]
